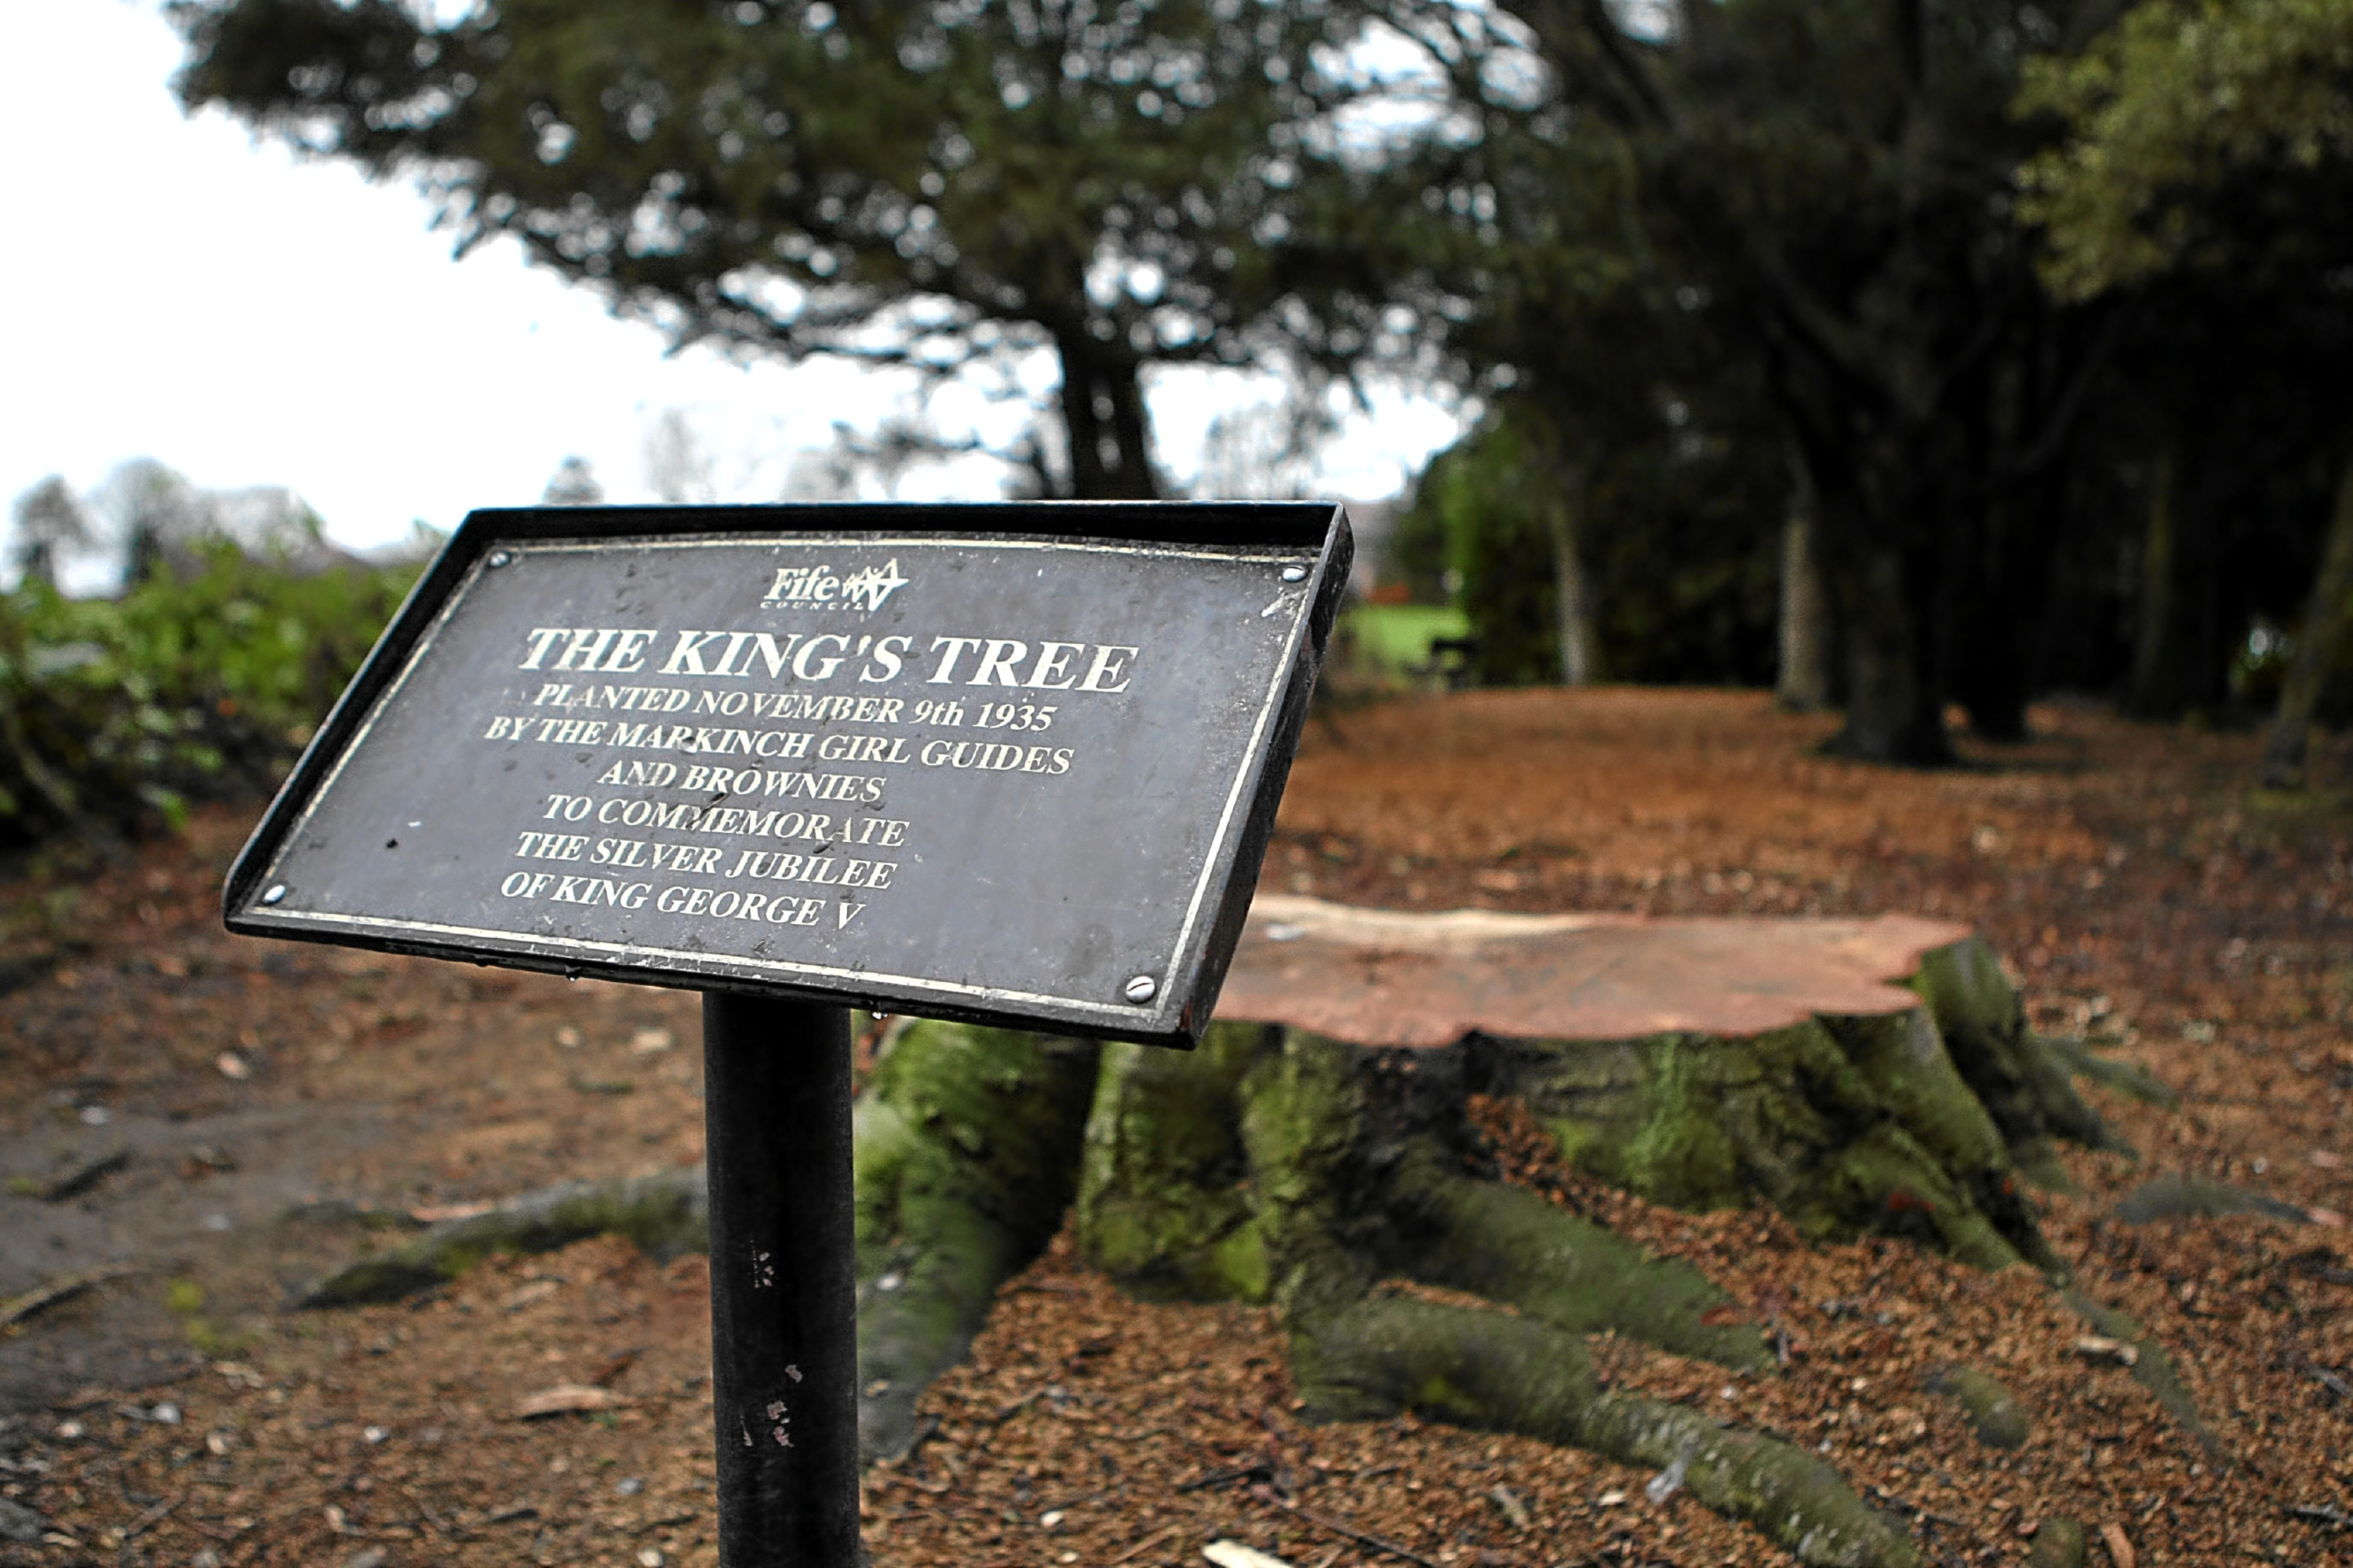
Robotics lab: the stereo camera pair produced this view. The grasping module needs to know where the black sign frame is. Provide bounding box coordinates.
[222,502,1351,1049]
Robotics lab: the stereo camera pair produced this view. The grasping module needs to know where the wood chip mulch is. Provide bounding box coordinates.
[5,690,2353,1566]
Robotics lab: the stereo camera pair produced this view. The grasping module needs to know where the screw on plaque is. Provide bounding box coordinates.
[1281,565,1307,583]
[260,884,288,905]
[487,550,515,568]
[1124,975,1157,1003]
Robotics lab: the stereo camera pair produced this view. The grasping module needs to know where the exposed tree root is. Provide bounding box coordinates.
[2028,1515,2089,1566]
[2111,1173,2309,1227]
[293,931,2200,1558]
[1296,1298,1918,1567]
[2041,1034,2179,1110]
[1921,1364,2031,1450]
[2057,1290,2215,1452]
[296,1168,708,1308]
[851,1022,1100,1463]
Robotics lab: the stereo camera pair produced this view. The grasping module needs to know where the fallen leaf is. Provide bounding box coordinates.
[2310,1151,2344,1170]
[501,1279,561,1312]
[1202,1542,1291,1568]
[2100,1521,2136,1568]
[514,1384,633,1419]
[587,1345,646,1387]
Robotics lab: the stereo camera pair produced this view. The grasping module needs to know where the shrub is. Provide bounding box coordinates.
[0,544,419,850]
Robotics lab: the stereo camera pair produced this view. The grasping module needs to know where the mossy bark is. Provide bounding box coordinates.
[1296,1298,1917,1567]
[1922,1364,2031,1450]
[298,1168,710,1308]
[1075,1024,1272,1303]
[1908,937,2121,1180]
[2028,1516,2089,1568]
[853,1021,1100,1462]
[296,935,2178,1563]
[1064,939,2167,1564]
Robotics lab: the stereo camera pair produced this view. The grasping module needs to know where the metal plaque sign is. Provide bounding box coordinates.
[224,504,1350,1046]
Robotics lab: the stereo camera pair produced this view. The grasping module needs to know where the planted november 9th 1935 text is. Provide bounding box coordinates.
[227,528,1334,1039]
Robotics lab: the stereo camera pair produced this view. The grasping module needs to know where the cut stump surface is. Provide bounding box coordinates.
[1223,895,1973,1046]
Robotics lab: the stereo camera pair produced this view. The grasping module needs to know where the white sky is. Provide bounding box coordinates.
[0,1,1460,563]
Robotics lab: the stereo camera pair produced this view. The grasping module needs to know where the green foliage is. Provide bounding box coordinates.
[1332,605,1472,687]
[1394,407,1780,689]
[2012,0,2353,759]
[0,548,417,850]
[173,0,1449,499]
[2018,0,2353,300]
[1395,414,1562,686]
[1409,0,2150,754]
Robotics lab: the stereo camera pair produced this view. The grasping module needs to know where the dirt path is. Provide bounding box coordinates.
[2,690,2350,1566]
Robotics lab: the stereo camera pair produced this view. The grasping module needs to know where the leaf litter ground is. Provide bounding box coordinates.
[5,689,2353,1566]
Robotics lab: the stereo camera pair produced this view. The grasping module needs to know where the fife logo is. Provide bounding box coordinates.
[761,558,910,615]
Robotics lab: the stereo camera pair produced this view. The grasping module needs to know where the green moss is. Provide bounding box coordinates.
[1807,1123,2024,1271]
[2041,1035,2179,1108]
[1623,1038,1747,1209]
[1923,1364,2032,1449]
[1388,1141,1772,1371]
[1827,1010,2011,1182]
[2060,1289,2213,1447]
[2027,1517,2087,1568]
[2110,1173,2308,1226]
[1500,1018,2038,1271]
[299,1168,708,1308]
[1540,1115,1620,1181]
[1290,1294,1599,1430]
[1577,1393,1919,1567]
[1911,938,2115,1156]
[1293,1296,1916,1567]
[854,1022,1100,1461]
[1075,1024,1275,1301]
[1206,1218,1271,1300]
[1235,1031,1380,1326]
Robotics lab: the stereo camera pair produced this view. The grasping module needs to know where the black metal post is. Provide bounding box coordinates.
[701,993,861,1567]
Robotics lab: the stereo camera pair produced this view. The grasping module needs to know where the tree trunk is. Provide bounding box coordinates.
[1950,497,2040,744]
[2126,446,2182,720]
[1544,490,1600,686]
[1054,339,1161,500]
[1777,487,1831,712]
[2260,447,2353,788]
[1823,535,1953,765]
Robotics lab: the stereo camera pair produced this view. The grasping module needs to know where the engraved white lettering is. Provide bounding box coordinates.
[1076,644,1138,693]
[968,638,1027,686]
[1026,642,1083,689]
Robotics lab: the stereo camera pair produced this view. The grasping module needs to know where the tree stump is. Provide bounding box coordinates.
[863,899,2133,1566]
[306,898,2165,1566]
